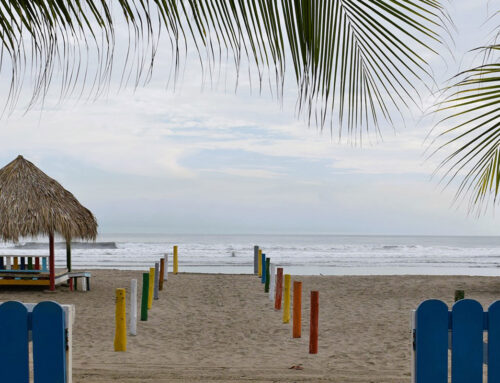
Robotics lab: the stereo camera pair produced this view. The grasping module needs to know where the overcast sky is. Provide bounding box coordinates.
[0,1,498,236]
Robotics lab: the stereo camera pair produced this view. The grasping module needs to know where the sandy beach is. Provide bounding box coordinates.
[1,270,499,382]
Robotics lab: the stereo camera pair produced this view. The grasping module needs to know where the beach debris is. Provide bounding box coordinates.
[289,364,304,370]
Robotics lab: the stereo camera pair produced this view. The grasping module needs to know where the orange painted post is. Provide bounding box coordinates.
[275,267,283,310]
[293,281,302,338]
[309,291,319,354]
[159,258,165,291]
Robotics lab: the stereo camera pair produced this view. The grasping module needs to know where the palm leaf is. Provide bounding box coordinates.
[0,1,446,136]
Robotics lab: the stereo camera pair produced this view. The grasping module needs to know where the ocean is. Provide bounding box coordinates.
[0,234,500,275]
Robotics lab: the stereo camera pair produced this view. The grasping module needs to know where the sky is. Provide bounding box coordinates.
[0,1,498,236]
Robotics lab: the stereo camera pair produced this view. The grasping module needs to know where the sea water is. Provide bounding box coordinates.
[1,234,500,275]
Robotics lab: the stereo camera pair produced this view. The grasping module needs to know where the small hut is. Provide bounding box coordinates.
[0,155,97,290]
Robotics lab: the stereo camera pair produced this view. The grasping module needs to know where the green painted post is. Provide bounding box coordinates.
[66,240,72,272]
[141,273,149,321]
[454,289,465,302]
[27,257,33,270]
[265,258,271,293]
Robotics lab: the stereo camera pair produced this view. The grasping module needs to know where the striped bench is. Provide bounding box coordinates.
[68,271,91,292]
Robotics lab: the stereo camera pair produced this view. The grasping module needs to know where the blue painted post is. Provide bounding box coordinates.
[415,299,448,383]
[0,256,3,269]
[261,253,266,284]
[32,301,67,383]
[42,258,48,272]
[489,301,500,383]
[20,257,26,270]
[451,299,483,383]
[0,302,29,383]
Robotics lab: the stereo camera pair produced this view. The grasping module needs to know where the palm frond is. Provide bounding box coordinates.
[0,1,447,136]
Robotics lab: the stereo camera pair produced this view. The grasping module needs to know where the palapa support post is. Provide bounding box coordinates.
[258,249,262,277]
[164,253,169,281]
[49,232,55,291]
[140,273,149,321]
[130,279,137,336]
[159,258,165,290]
[309,291,319,354]
[293,281,302,338]
[154,262,160,300]
[283,274,291,323]
[269,264,276,301]
[254,245,259,274]
[173,245,178,274]
[66,240,72,272]
[275,267,283,310]
[114,288,127,351]
[264,258,271,292]
[261,253,266,284]
[148,267,155,309]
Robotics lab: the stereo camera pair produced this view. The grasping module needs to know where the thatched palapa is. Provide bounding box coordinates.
[0,155,97,289]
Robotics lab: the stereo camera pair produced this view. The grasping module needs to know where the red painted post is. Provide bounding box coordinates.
[309,291,319,354]
[159,258,165,290]
[49,232,55,291]
[293,281,302,338]
[275,268,283,310]
[35,257,40,270]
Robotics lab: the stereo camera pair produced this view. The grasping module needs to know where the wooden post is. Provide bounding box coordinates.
[264,258,271,292]
[5,256,11,270]
[34,256,39,270]
[261,253,266,284]
[283,274,291,323]
[148,267,155,309]
[293,281,302,338]
[27,257,33,270]
[254,245,259,274]
[309,291,319,354]
[269,264,276,301]
[154,262,160,300]
[159,258,165,290]
[66,240,72,272]
[455,290,465,302]
[49,232,55,291]
[114,288,127,351]
[258,249,262,277]
[275,268,283,310]
[173,245,178,274]
[140,273,149,321]
[13,257,19,270]
[130,279,137,336]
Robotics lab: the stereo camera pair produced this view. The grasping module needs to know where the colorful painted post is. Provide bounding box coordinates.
[283,274,291,323]
[173,245,178,275]
[254,245,259,274]
[154,262,160,300]
[309,291,319,354]
[269,264,276,301]
[261,253,266,284]
[13,257,19,270]
[455,289,465,302]
[140,273,149,321]
[5,256,11,270]
[34,256,39,270]
[130,279,137,336]
[159,258,165,291]
[264,258,271,292]
[275,268,283,310]
[27,257,33,270]
[293,281,302,338]
[258,249,262,277]
[164,253,169,281]
[148,267,155,309]
[114,288,127,351]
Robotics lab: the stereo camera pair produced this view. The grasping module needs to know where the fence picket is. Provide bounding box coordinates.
[415,299,448,383]
[0,301,29,383]
[32,301,67,383]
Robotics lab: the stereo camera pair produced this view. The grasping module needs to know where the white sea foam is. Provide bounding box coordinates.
[0,234,499,275]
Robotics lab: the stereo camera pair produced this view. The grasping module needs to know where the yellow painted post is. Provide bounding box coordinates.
[114,288,127,351]
[283,274,291,323]
[258,249,262,277]
[173,245,178,274]
[148,267,155,309]
[13,257,19,270]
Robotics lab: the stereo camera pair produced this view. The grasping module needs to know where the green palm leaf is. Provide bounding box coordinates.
[0,1,446,136]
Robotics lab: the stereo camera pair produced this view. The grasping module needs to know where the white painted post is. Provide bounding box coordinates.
[130,279,137,336]
[154,262,160,300]
[5,256,11,270]
[66,305,75,383]
[269,264,276,301]
[164,253,168,281]
[80,278,87,292]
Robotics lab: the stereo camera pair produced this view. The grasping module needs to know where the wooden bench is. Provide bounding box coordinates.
[68,272,91,292]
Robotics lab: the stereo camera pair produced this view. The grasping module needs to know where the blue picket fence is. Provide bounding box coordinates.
[0,301,68,383]
[413,299,500,383]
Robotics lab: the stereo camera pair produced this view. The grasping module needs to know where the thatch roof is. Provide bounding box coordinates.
[0,155,97,242]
